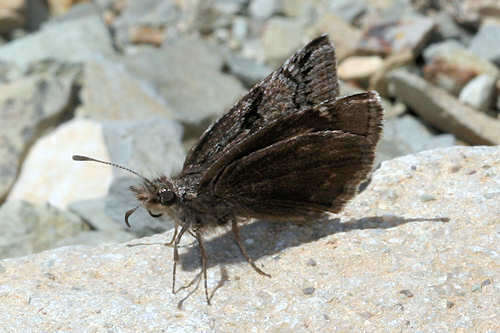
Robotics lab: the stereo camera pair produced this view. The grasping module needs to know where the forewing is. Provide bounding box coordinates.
[181,35,338,176]
[200,91,383,187]
[214,130,378,220]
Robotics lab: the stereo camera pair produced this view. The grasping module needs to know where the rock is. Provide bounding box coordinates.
[48,1,100,24]
[469,22,500,66]
[24,0,50,31]
[231,15,248,42]
[7,118,111,209]
[0,200,88,259]
[423,40,499,81]
[432,11,472,42]
[0,146,497,331]
[358,14,435,55]
[0,61,81,202]
[306,13,362,61]
[213,0,247,15]
[78,58,174,121]
[459,74,496,113]
[249,0,281,19]
[47,0,90,15]
[377,115,456,163]
[388,69,500,145]
[369,49,414,97]
[281,0,314,17]
[224,54,273,88]
[338,56,383,81]
[55,230,134,248]
[102,117,185,180]
[0,15,114,69]
[261,17,306,65]
[0,0,25,34]
[328,0,367,23]
[128,25,165,47]
[123,37,245,129]
[111,0,182,47]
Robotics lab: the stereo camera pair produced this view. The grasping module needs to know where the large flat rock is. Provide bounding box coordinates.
[0,146,498,331]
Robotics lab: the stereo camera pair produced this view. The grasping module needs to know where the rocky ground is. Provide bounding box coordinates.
[0,0,499,331]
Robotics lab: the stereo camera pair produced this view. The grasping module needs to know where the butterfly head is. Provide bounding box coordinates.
[130,176,178,216]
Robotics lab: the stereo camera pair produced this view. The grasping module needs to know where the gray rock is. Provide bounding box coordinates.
[224,54,272,87]
[423,40,499,79]
[47,2,101,24]
[358,14,435,55]
[231,15,249,41]
[123,37,245,129]
[261,17,305,65]
[469,22,500,66]
[0,146,497,331]
[459,74,496,113]
[249,0,281,19]
[0,15,114,69]
[55,230,134,248]
[0,200,87,259]
[102,117,185,180]
[328,0,367,23]
[433,11,471,43]
[388,69,500,145]
[377,115,456,163]
[78,58,174,121]
[0,61,81,201]
[214,0,247,15]
[112,0,182,47]
[24,0,50,31]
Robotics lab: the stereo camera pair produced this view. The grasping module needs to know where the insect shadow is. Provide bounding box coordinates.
[178,215,449,272]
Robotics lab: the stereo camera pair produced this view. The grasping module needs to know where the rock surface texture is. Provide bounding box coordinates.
[0,146,497,331]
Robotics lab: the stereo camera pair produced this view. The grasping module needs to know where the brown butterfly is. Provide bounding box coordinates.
[73,35,383,304]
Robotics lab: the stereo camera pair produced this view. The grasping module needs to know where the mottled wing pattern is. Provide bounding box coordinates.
[181,35,338,176]
[213,92,384,219]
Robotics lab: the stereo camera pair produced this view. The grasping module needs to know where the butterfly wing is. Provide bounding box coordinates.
[181,35,339,176]
[211,92,383,220]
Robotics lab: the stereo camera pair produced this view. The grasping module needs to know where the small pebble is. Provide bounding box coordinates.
[303,287,315,295]
[420,193,436,202]
[306,258,317,266]
[399,289,414,298]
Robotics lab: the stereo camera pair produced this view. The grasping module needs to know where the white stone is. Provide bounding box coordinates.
[459,74,496,112]
[8,118,112,209]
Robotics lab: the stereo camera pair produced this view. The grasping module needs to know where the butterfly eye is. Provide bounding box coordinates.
[158,188,176,205]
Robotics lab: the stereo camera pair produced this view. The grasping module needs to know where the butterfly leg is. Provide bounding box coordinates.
[164,225,179,247]
[231,220,271,278]
[172,226,188,294]
[194,230,211,305]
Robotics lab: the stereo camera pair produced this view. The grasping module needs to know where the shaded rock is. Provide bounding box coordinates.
[388,69,500,145]
[224,54,272,88]
[358,14,435,55]
[338,55,383,81]
[78,58,174,121]
[0,15,114,69]
[213,0,247,15]
[231,15,248,42]
[459,74,496,113]
[281,0,314,17]
[306,13,361,61]
[24,0,50,31]
[123,37,245,129]
[261,17,306,65]
[0,200,88,259]
[0,61,81,202]
[0,146,497,331]
[377,115,456,163]
[0,0,25,34]
[8,118,111,209]
[469,22,500,66]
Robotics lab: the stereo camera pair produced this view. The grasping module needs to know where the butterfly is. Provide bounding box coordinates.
[73,34,384,304]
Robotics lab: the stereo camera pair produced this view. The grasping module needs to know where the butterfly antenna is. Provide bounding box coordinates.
[72,155,154,186]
